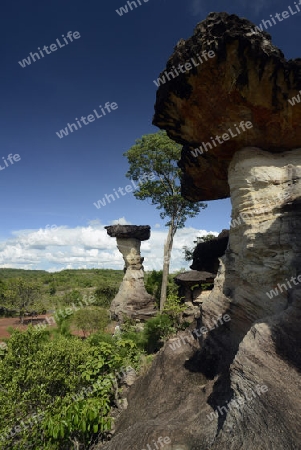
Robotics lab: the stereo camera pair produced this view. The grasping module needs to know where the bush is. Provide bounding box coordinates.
[0,326,144,449]
[121,330,147,351]
[62,289,83,305]
[163,292,187,330]
[145,270,178,305]
[48,284,56,296]
[86,332,115,347]
[72,308,110,337]
[145,270,162,301]
[93,285,118,308]
[143,314,174,353]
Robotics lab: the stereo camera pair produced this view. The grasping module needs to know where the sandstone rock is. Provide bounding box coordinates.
[105,225,156,321]
[95,12,301,450]
[98,148,301,450]
[152,12,301,202]
[199,147,301,374]
[105,225,151,241]
[191,230,229,273]
[174,270,215,306]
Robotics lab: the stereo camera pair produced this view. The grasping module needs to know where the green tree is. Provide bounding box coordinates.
[183,233,216,262]
[124,130,207,311]
[93,284,118,308]
[145,270,178,306]
[4,278,41,323]
[72,308,110,337]
[62,289,82,305]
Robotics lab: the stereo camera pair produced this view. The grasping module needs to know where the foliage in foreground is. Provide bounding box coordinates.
[0,272,187,450]
[0,327,143,450]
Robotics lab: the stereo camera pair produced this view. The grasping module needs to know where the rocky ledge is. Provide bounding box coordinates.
[153,12,301,201]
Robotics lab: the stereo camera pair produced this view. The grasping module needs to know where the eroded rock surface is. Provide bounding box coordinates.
[153,12,301,201]
[96,12,301,450]
[99,148,301,450]
[105,225,156,321]
[191,230,229,273]
[105,225,151,241]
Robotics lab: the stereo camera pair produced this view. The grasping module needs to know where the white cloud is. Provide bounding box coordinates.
[0,221,219,273]
[110,217,132,225]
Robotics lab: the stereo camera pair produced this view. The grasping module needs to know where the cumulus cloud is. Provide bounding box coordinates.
[110,217,132,225]
[0,221,219,273]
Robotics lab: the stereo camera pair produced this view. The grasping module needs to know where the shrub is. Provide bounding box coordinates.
[93,285,118,308]
[72,308,110,337]
[62,289,83,305]
[143,314,174,353]
[163,292,187,330]
[0,326,144,449]
[86,332,115,347]
[145,270,178,305]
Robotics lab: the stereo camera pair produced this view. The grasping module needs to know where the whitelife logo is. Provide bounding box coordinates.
[0,153,21,172]
[191,121,253,157]
[266,275,301,299]
[18,31,81,68]
[253,1,301,33]
[153,50,215,87]
[207,385,268,422]
[56,102,118,139]
[93,172,156,209]
[288,90,301,106]
[116,0,150,17]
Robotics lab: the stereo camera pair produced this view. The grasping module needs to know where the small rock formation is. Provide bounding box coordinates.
[98,12,301,450]
[105,225,156,321]
[174,270,215,303]
[174,270,215,323]
[191,230,229,273]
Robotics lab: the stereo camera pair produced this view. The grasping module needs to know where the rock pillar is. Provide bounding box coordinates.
[105,225,157,321]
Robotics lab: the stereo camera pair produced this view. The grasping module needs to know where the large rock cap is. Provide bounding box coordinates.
[153,12,301,201]
[105,225,151,241]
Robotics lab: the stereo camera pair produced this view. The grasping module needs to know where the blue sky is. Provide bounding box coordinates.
[0,0,300,271]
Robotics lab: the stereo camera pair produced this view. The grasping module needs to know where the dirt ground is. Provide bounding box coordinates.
[0,315,117,344]
[0,315,56,341]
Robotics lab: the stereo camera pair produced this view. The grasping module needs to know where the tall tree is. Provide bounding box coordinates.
[5,278,41,323]
[124,131,207,310]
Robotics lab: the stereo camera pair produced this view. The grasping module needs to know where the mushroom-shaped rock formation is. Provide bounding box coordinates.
[191,229,229,273]
[105,224,151,241]
[105,225,156,321]
[174,270,215,303]
[174,270,216,323]
[153,12,301,201]
[98,12,301,450]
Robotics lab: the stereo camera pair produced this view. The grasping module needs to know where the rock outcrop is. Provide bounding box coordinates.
[153,12,301,202]
[98,12,301,450]
[105,225,156,321]
[174,270,216,324]
[191,230,229,273]
[174,269,215,301]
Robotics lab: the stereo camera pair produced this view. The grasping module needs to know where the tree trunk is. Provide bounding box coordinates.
[160,223,175,312]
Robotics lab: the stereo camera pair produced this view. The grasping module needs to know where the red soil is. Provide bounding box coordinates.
[0,315,56,341]
[0,315,117,344]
